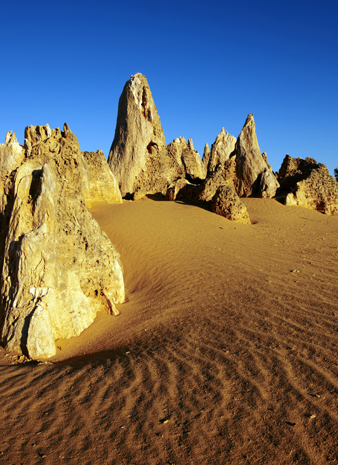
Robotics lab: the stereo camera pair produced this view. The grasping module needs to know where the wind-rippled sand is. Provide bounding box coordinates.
[1,198,338,464]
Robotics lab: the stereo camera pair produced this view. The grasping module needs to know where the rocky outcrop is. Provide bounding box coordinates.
[167,137,206,181]
[232,114,279,198]
[82,150,122,207]
[207,128,236,174]
[202,143,211,173]
[109,73,184,197]
[0,124,125,358]
[211,185,251,224]
[278,155,338,214]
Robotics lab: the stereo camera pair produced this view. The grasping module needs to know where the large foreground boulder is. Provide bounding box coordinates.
[0,125,125,358]
[278,155,338,214]
[211,185,251,224]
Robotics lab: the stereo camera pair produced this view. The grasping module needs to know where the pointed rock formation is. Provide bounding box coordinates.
[202,143,211,173]
[207,128,236,174]
[82,150,122,207]
[0,124,125,358]
[233,114,279,198]
[278,155,338,214]
[166,137,206,181]
[109,73,179,197]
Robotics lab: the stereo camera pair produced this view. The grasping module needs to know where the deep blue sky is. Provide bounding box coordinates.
[1,0,337,174]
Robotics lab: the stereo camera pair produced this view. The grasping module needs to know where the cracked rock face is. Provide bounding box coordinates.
[166,137,206,181]
[0,125,125,358]
[278,155,338,214]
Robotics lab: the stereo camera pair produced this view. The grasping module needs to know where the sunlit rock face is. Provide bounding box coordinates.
[206,128,236,175]
[211,185,251,224]
[81,150,122,207]
[0,124,125,359]
[232,114,279,198]
[108,73,207,198]
[278,155,338,214]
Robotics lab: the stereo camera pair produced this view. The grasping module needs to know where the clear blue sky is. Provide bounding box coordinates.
[1,0,337,174]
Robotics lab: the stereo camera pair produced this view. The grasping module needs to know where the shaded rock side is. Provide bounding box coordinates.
[233,114,279,198]
[0,132,26,276]
[0,124,125,358]
[109,73,182,197]
[167,137,206,181]
[278,155,338,214]
[207,128,236,174]
[211,185,251,224]
[81,150,122,207]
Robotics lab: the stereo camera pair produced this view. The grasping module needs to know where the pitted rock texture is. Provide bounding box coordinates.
[82,150,122,207]
[211,185,251,224]
[0,124,125,358]
[278,155,338,214]
[233,114,279,198]
[207,128,236,174]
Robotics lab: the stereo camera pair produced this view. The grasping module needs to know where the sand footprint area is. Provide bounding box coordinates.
[0,197,338,464]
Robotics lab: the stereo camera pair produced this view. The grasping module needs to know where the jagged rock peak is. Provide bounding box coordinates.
[233,114,279,198]
[108,73,167,197]
[207,128,236,174]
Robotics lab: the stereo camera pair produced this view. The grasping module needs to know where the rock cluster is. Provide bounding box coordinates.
[0,125,125,358]
[278,155,338,214]
[109,73,208,199]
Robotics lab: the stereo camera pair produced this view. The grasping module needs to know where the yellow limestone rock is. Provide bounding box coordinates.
[81,150,122,207]
[233,114,279,198]
[211,185,251,224]
[0,124,125,358]
[109,73,194,197]
[207,128,236,174]
[167,137,206,181]
[278,155,338,214]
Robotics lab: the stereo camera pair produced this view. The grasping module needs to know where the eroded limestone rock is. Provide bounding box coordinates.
[278,155,338,214]
[207,128,236,174]
[81,150,122,207]
[0,124,125,358]
[233,114,279,198]
[109,73,177,197]
[211,185,251,224]
[167,137,206,181]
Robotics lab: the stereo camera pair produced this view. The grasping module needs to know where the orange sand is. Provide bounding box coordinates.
[0,197,338,464]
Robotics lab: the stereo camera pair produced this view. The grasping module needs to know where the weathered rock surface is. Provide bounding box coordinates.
[202,143,211,173]
[0,124,125,358]
[278,155,338,214]
[81,150,122,207]
[167,137,206,181]
[109,73,182,197]
[207,128,236,174]
[233,114,279,198]
[211,185,251,224]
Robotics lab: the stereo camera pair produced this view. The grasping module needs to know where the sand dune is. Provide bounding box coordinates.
[1,197,338,464]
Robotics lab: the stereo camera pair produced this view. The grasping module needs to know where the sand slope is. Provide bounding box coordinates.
[1,198,338,464]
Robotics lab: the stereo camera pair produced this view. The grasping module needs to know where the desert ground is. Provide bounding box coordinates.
[0,197,338,464]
